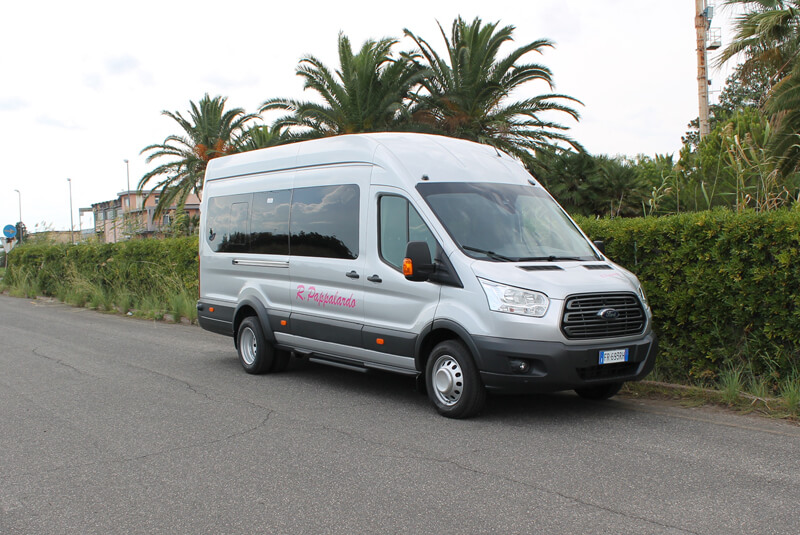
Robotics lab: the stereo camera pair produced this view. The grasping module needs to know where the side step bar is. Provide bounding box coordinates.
[303,353,418,377]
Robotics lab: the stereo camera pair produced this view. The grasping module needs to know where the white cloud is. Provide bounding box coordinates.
[0,97,27,111]
[105,55,140,75]
[35,116,83,130]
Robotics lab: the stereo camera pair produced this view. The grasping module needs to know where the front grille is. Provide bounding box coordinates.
[577,362,639,380]
[561,293,645,339]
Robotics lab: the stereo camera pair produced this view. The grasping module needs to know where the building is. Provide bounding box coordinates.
[91,190,201,243]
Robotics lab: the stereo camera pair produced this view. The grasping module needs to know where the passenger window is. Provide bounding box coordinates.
[251,190,291,255]
[290,185,359,259]
[206,194,251,253]
[221,202,250,252]
[379,195,436,270]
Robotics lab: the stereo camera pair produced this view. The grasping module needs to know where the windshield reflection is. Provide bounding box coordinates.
[417,182,598,262]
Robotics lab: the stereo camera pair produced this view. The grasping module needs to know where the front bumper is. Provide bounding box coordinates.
[473,331,657,394]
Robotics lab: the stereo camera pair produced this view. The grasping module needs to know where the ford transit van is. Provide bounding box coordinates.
[197,133,656,418]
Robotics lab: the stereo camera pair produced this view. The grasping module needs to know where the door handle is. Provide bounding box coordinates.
[346,270,360,279]
[367,275,382,283]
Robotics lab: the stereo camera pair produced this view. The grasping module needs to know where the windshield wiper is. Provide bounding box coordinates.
[517,256,586,262]
[462,245,516,262]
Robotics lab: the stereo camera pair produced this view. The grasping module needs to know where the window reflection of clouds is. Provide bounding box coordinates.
[251,190,291,255]
[291,185,359,259]
[207,194,250,253]
[420,182,595,259]
[207,185,359,259]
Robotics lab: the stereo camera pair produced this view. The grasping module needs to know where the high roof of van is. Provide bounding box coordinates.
[204,133,535,186]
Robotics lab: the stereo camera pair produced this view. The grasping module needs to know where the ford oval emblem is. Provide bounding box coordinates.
[598,308,620,320]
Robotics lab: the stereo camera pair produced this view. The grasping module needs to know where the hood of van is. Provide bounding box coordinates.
[469,260,640,300]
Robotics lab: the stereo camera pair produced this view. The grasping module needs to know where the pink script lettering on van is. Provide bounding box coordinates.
[295,284,357,308]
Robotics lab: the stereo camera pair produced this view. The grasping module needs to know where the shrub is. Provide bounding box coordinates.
[4,236,199,321]
[578,208,800,387]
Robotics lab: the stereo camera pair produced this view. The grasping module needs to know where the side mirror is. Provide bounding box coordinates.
[593,240,606,255]
[403,241,435,282]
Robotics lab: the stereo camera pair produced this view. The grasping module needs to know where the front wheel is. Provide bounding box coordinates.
[575,382,624,400]
[425,340,486,418]
[237,316,275,374]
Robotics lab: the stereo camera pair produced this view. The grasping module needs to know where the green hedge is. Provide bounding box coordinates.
[5,236,198,300]
[577,209,800,384]
[6,211,800,387]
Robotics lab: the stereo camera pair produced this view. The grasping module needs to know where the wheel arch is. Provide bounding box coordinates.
[233,298,275,349]
[415,319,482,373]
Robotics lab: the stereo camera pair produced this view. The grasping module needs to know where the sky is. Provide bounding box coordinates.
[0,0,740,232]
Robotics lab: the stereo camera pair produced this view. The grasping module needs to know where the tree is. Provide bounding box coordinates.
[679,108,796,210]
[139,94,257,217]
[717,0,800,84]
[529,150,602,216]
[594,156,648,217]
[682,62,773,148]
[718,1,800,173]
[261,34,425,137]
[403,17,583,163]
[632,153,682,215]
[238,123,300,152]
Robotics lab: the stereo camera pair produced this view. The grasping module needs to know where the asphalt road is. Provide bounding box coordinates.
[0,294,798,535]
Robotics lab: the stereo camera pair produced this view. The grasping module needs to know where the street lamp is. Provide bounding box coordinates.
[13,189,21,223]
[67,178,74,244]
[124,159,131,211]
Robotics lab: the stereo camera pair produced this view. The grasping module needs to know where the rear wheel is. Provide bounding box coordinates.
[425,340,486,418]
[575,382,624,400]
[237,316,275,374]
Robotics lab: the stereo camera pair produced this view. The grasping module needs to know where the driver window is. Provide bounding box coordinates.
[379,195,436,270]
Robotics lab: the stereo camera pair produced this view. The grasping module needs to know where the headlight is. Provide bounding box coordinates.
[479,278,549,317]
[637,285,650,310]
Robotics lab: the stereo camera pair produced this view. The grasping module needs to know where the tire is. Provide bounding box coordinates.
[575,381,624,400]
[237,316,275,374]
[425,340,486,418]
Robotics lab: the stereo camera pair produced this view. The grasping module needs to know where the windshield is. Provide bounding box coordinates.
[417,182,598,262]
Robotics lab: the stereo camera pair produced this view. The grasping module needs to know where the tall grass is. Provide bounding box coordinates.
[5,267,41,298]
[3,248,198,324]
[781,371,800,417]
[719,366,744,405]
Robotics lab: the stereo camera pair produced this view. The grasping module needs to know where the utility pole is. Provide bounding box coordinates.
[695,0,712,139]
[124,159,131,213]
[67,178,74,244]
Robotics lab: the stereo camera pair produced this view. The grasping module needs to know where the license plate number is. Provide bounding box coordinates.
[599,348,628,365]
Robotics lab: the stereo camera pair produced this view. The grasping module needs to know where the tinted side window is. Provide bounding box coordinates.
[379,195,436,270]
[251,190,291,255]
[206,194,251,253]
[290,185,359,259]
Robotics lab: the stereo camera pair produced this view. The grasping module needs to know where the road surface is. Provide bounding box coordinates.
[1,294,798,534]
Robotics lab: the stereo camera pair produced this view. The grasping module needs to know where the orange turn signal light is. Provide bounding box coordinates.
[280,320,287,326]
[209,307,215,313]
[376,338,385,345]
[402,258,413,276]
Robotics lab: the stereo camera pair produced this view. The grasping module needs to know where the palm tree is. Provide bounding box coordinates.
[529,149,601,215]
[261,33,425,137]
[717,0,800,83]
[718,1,800,172]
[238,123,300,152]
[139,94,257,217]
[403,17,583,163]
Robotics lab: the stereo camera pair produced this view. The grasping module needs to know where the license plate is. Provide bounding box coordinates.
[599,348,629,365]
